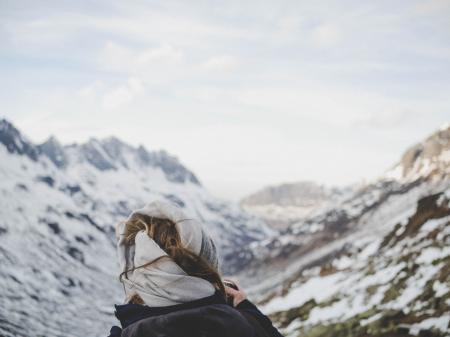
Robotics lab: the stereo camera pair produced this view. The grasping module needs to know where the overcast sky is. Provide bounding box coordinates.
[1,0,449,201]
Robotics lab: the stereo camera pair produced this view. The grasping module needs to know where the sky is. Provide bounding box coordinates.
[1,0,450,201]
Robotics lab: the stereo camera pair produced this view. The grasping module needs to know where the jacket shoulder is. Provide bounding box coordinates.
[121,303,254,337]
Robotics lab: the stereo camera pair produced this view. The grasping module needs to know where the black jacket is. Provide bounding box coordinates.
[107,291,284,337]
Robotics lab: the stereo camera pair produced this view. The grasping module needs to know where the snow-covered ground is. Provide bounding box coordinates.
[262,188,450,336]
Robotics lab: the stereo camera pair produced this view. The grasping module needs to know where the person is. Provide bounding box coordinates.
[107,200,284,337]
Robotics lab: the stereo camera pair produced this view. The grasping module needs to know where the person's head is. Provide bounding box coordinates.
[119,212,225,304]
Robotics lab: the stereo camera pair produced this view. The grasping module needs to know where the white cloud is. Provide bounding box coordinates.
[413,0,450,15]
[102,77,144,110]
[78,77,145,111]
[100,41,183,74]
[353,109,413,128]
[311,23,342,48]
[79,80,105,100]
[179,87,231,103]
[138,44,183,64]
[3,15,85,47]
[203,55,239,72]
[236,86,411,128]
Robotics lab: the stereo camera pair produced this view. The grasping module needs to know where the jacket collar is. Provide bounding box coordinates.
[115,290,227,328]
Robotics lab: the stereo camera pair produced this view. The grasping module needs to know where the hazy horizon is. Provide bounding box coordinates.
[2,0,450,200]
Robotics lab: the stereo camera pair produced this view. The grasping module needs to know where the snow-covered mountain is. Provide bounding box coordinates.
[2,117,448,337]
[241,125,450,336]
[384,123,450,182]
[264,190,450,337]
[0,118,273,337]
[240,181,350,229]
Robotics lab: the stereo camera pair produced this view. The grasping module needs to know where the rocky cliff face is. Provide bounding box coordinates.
[0,118,273,337]
[385,124,450,182]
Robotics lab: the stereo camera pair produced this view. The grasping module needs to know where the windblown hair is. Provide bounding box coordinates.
[119,213,225,304]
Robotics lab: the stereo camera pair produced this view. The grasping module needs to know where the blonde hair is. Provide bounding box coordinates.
[119,213,225,304]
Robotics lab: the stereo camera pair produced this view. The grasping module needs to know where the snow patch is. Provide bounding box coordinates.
[409,315,450,335]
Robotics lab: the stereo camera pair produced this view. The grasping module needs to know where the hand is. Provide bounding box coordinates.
[224,278,247,307]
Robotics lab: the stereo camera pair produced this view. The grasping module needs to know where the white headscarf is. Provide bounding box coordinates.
[116,200,219,307]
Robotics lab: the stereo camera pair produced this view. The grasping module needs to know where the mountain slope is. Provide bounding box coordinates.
[384,123,450,182]
[0,118,273,337]
[239,125,450,336]
[264,190,450,337]
[237,125,450,291]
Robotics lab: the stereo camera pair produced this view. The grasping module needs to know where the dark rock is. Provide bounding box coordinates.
[15,183,28,191]
[9,274,22,284]
[60,288,70,297]
[79,213,104,232]
[30,294,39,301]
[74,236,88,245]
[66,246,84,264]
[36,175,55,187]
[64,211,75,219]
[47,222,61,235]
[60,184,82,195]
[63,211,105,233]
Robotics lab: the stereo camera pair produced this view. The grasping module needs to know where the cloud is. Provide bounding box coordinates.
[100,41,183,74]
[311,23,342,48]
[413,0,450,15]
[203,55,239,72]
[352,109,414,128]
[79,77,144,110]
[79,80,104,100]
[102,77,144,110]
[3,14,85,47]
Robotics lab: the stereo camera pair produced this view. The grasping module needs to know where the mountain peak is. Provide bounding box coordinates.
[150,149,201,185]
[384,123,449,181]
[0,119,201,185]
[101,135,124,143]
[0,118,40,161]
[439,122,450,132]
[79,138,118,171]
[38,135,67,168]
